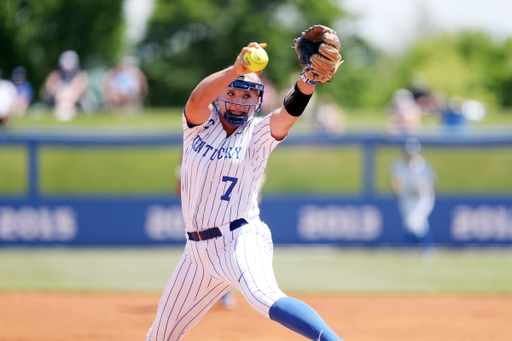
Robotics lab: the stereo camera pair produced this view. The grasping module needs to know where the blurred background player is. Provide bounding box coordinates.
[43,50,89,121]
[409,73,439,116]
[259,74,279,115]
[315,94,345,135]
[103,56,148,113]
[389,138,437,259]
[387,88,423,136]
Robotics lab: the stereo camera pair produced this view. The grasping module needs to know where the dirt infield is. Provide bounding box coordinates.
[1,292,511,341]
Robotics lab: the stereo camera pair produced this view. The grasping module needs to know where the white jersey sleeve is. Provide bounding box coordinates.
[180,111,283,232]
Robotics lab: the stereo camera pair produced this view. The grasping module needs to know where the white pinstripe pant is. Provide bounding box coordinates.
[146,217,287,341]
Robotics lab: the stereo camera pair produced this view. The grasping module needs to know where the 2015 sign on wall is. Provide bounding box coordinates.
[0,206,77,242]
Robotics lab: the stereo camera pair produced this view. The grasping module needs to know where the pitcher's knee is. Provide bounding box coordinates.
[242,287,286,318]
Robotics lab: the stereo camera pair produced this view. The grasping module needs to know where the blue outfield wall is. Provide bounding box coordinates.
[1,129,512,247]
[1,195,512,247]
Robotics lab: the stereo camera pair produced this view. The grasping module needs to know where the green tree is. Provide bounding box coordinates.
[388,31,512,110]
[0,0,125,99]
[137,0,349,106]
[490,37,512,107]
[325,35,383,108]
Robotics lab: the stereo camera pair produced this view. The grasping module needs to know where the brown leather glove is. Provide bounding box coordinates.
[293,25,343,84]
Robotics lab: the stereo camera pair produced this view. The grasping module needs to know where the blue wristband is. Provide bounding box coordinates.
[300,72,317,86]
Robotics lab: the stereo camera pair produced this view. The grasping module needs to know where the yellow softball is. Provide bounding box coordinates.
[243,47,269,72]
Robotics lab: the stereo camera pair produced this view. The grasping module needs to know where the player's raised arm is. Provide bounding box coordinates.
[270,25,343,140]
[184,42,267,126]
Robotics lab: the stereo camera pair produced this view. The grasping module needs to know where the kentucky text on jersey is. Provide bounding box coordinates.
[191,135,242,160]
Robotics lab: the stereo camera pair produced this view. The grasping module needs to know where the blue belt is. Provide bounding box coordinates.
[187,218,248,241]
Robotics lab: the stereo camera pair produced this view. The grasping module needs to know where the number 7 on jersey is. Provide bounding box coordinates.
[221,176,238,201]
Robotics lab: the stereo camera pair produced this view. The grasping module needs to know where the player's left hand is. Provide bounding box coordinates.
[294,25,343,85]
[234,42,267,75]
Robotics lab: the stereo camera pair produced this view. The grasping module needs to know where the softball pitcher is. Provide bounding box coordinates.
[146,25,344,341]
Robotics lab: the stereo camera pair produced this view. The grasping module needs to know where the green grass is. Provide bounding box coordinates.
[3,143,512,195]
[39,146,182,193]
[375,146,512,193]
[0,247,511,294]
[2,108,512,195]
[0,147,27,193]
[265,146,362,193]
[10,107,184,128]
[273,247,512,294]
[10,106,512,128]
[425,147,512,193]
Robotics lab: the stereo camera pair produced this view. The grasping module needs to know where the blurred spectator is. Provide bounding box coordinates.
[81,55,110,113]
[103,56,148,113]
[440,95,467,134]
[43,50,89,121]
[409,73,439,115]
[0,70,17,126]
[315,95,346,136]
[10,66,34,117]
[259,74,278,115]
[387,88,422,136]
[389,138,437,260]
[461,99,486,122]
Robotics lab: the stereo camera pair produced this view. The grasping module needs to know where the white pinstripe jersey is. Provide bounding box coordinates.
[181,110,283,233]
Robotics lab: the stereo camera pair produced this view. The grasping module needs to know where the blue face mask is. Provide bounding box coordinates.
[213,76,265,126]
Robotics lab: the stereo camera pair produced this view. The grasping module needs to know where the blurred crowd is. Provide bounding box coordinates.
[0,49,348,131]
[1,50,485,136]
[387,73,486,137]
[0,50,148,125]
